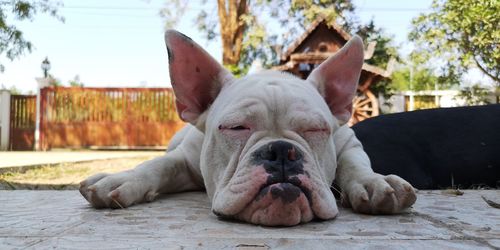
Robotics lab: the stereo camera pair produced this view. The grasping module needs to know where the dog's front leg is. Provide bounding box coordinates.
[79,149,203,209]
[334,126,417,214]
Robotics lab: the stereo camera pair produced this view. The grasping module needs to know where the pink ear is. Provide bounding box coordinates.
[307,35,364,124]
[165,30,234,124]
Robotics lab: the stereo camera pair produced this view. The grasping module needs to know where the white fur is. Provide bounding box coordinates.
[80,71,416,223]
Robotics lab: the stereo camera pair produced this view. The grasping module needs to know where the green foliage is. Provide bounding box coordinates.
[457,84,492,106]
[389,62,461,92]
[0,0,63,71]
[390,67,437,91]
[236,0,356,74]
[46,74,85,88]
[159,0,188,30]
[356,20,399,69]
[0,83,21,94]
[47,75,61,87]
[161,0,358,74]
[183,0,355,42]
[355,20,400,97]
[267,0,356,34]
[409,0,500,84]
[68,75,84,87]
[161,0,400,97]
[224,63,249,78]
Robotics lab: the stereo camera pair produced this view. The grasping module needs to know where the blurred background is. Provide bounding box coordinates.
[0,0,498,151]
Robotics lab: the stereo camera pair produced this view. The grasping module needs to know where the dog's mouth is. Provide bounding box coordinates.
[256,178,313,205]
[229,181,314,226]
[213,174,317,226]
[211,154,339,226]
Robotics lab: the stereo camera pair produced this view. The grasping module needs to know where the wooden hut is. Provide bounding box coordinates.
[273,17,393,125]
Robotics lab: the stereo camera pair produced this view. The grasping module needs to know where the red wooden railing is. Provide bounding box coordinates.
[39,87,184,150]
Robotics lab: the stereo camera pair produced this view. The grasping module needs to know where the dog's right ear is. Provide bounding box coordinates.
[165,30,234,125]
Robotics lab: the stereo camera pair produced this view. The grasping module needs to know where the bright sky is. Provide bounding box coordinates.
[0,0,435,94]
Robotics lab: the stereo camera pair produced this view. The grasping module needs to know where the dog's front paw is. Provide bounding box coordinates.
[79,171,158,209]
[341,174,416,214]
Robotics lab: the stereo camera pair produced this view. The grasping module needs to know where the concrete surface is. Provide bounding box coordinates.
[0,190,499,249]
[0,151,163,173]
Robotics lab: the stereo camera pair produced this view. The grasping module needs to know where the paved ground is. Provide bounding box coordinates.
[0,151,164,173]
[0,190,499,249]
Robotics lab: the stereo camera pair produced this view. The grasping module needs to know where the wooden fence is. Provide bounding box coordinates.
[39,87,184,150]
[9,94,37,150]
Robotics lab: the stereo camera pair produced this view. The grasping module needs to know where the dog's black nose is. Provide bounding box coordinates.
[260,141,302,163]
[254,141,304,181]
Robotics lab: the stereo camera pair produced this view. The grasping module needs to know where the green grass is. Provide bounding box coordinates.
[0,156,155,190]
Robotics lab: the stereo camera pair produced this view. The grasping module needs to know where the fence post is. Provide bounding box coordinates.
[0,90,11,150]
[408,92,415,112]
[35,78,50,151]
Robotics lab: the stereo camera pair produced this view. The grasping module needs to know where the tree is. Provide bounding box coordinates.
[161,0,399,100]
[47,76,61,87]
[0,0,63,71]
[356,20,399,69]
[457,84,492,106]
[161,0,357,75]
[409,0,500,85]
[355,20,400,97]
[68,75,84,87]
[390,66,441,92]
[1,83,21,94]
[387,53,462,93]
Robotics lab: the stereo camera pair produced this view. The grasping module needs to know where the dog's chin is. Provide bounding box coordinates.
[234,183,314,226]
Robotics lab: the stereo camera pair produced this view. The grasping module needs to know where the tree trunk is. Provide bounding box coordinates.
[217,0,248,66]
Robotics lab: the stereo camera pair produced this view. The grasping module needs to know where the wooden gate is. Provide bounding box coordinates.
[39,87,184,150]
[9,94,37,150]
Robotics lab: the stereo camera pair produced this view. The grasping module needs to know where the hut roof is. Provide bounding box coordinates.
[276,16,392,78]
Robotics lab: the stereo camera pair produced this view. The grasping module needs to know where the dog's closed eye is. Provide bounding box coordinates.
[229,125,249,131]
[301,128,331,141]
[218,125,250,131]
[304,128,330,134]
[218,124,252,140]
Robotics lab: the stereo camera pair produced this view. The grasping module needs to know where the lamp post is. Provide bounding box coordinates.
[41,57,51,78]
[35,57,51,150]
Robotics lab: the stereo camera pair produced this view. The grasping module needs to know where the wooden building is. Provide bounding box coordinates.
[273,17,393,125]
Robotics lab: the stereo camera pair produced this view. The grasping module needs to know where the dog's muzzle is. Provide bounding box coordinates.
[252,141,312,203]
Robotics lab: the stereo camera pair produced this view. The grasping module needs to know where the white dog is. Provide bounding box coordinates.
[80,30,416,226]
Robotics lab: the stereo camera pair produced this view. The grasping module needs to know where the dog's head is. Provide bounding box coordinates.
[165,30,363,226]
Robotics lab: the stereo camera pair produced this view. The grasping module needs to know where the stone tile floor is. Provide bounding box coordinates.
[0,190,499,249]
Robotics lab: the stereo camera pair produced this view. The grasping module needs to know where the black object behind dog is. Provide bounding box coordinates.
[352,104,500,189]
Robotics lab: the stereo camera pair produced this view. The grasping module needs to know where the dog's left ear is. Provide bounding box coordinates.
[307,35,364,125]
[165,30,235,126]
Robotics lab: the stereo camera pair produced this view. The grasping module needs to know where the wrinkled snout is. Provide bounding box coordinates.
[218,141,314,226]
[252,141,310,205]
[253,140,306,186]
[212,140,339,226]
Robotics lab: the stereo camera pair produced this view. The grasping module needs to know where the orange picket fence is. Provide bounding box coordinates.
[38,86,184,150]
